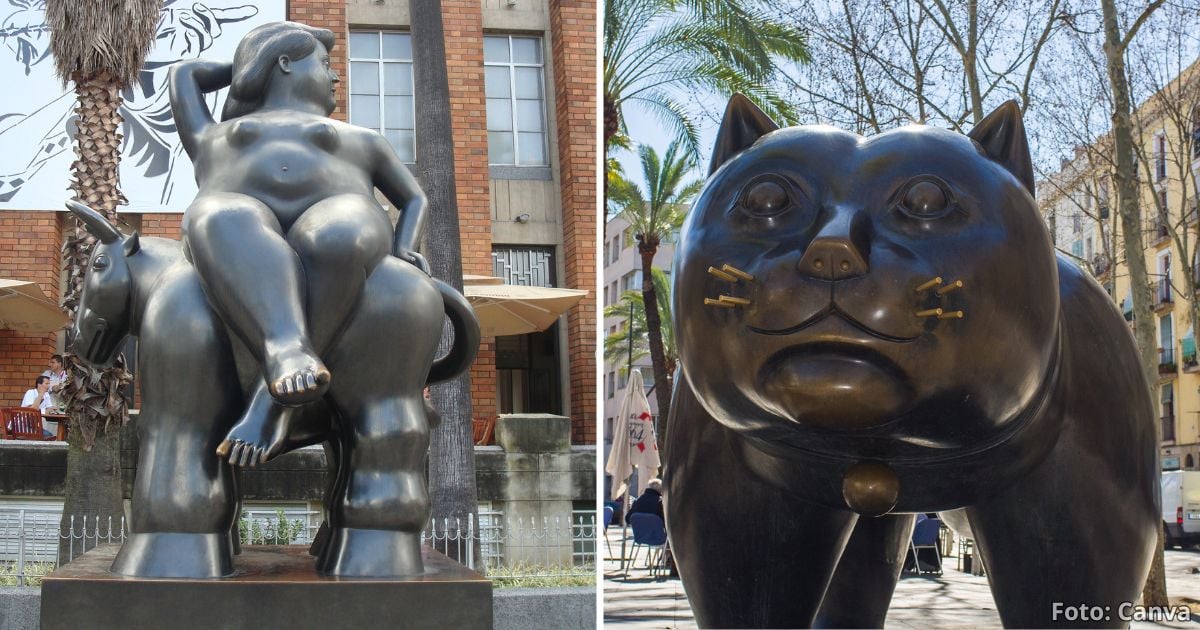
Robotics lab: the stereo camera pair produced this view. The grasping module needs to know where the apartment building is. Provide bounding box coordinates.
[1039,57,1200,469]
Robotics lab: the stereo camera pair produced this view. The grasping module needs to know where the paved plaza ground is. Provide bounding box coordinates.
[603,527,1200,628]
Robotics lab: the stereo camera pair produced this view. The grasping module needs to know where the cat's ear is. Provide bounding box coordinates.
[968,100,1035,195]
[710,94,780,176]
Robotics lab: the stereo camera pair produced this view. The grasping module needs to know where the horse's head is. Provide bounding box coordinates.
[65,200,140,367]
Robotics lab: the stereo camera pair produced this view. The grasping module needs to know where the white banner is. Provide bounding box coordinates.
[0,0,285,212]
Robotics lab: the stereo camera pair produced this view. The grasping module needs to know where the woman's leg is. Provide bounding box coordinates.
[183,192,329,404]
[286,193,392,354]
[218,194,391,464]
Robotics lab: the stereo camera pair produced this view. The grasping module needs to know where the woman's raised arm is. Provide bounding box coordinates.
[168,59,233,159]
[371,134,429,269]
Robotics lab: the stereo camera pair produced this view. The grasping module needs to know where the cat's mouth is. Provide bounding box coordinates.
[747,303,920,343]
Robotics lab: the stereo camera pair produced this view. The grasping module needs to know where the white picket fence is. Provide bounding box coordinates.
[0,508,597,586]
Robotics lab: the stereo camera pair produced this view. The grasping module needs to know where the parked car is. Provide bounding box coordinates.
[1162,470,1200,548]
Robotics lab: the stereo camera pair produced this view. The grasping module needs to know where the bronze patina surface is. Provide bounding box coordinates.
[665,95,1158,628]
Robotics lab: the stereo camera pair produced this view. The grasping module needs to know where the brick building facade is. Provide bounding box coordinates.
[0,0,596,444]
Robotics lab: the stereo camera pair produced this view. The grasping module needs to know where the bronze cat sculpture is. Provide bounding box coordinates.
[665,96,1157,628]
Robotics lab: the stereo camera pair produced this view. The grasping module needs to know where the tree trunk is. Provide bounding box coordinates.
[638,242,672,447]
[57,432,125,563]
[1100,0,1167,606]
[57,70,132,562]
[411,0,479,564]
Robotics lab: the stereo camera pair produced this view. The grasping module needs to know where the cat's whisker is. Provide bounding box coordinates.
[936,280,964,295]
[938,310,965,319]
[704,298,737,308]
[915,308,943,318]
[707,266,739,282]
[915,277,943,293]
[718,295,751,306]
[721,264,755,281]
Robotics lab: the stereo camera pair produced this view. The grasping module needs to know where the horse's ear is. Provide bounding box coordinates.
[64,199,122,244]
[710,94,780,176]
[967,100,1035,195]
[124,232,140,256]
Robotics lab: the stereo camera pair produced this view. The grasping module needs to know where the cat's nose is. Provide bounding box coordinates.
[797,210,870,281]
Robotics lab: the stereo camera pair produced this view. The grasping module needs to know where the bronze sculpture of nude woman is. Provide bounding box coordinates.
[170,21,427,462]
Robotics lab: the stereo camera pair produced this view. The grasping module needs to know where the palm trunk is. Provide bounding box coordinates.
[1100,0,1167,606]
[411,0,479,564]
[57,70,131,562]
[638,243,672,447]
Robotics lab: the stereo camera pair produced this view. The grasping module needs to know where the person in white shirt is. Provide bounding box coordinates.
[20,375,54,438]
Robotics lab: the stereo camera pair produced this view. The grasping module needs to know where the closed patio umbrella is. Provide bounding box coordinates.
[605,369,660,569]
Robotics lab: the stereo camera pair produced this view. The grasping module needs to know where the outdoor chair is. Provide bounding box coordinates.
[2,407,54,441]
[909,515,943,575]
[603,505,614,557]
[625,512,668,579]
[472,416,496,446]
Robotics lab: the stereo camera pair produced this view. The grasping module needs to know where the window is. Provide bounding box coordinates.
[1072,214,1081,233]
[1159,188,1168,212]
[621,271,637,294]
[603,241,610,268]
[1155,133,1168,181]
[348,31,415,162]
[1162,383,1176,442]
[606,371,615,399]
[1192,105,1200,159]
[484,35,547,165]
[1071,240,1083,258]
[1085,236,1093,261]
[1161,312,1174,365]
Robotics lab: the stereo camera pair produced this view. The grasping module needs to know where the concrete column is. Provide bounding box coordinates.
[493,413,574,566]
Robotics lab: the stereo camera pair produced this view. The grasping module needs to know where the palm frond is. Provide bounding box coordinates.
[46,0,165,86]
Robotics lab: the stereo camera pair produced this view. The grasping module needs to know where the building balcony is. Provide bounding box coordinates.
[1154,279,1174,313]
[1159,347,1177,376]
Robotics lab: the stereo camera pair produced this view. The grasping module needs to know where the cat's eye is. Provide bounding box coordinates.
[896,177,955,220]
[737,175,795,219]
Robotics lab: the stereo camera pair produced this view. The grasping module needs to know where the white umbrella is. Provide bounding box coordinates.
[605,369,661,569]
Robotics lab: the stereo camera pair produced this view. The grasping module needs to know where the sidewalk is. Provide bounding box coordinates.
[603,527,1200,628]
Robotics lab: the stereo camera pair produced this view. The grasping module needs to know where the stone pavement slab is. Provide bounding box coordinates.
[603,527,1200,628]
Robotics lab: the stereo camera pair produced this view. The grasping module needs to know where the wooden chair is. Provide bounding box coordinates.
[472,416,496,446]
[2,407,54,441]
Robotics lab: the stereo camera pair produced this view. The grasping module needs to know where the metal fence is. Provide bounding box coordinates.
[0,508,596,586]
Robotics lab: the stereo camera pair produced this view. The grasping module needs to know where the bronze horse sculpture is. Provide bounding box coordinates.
[666,95,1158,628]
[66,20,480,579]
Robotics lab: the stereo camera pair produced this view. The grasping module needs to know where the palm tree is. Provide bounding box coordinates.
[410,1,479,563]
[604,0,809,159]
[46,0,161,560]
[604,269,677,379]
[609,141,702,434]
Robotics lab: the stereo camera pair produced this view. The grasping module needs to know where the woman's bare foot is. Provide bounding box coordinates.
[266,343,330,404]
[217,384,292,467]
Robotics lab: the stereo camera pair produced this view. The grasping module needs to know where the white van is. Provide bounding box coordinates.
[1162,470,1200,548]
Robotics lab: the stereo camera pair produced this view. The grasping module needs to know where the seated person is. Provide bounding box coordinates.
[19,375,55,438]
[628,478,665,522]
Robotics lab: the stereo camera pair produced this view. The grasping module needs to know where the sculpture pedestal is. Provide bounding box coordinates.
[40,544,492,630]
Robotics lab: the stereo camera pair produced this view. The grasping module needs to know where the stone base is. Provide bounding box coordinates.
[40,544,492,630]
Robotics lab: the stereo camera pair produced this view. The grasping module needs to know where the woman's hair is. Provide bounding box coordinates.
[221,21,335,121]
